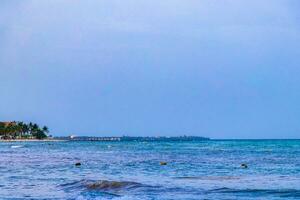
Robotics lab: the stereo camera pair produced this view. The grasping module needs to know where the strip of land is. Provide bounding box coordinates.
[0,139,65,142]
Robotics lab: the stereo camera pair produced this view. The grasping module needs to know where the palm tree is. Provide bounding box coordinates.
[31,123,39,137]
[0,123,6,137]
[16,122,24,138]
[28,122,33,133]
[33,123,39,129]
[6,124,17,139]
[36,129,47,139]
[22,123,29,136]
[42,126,49,134]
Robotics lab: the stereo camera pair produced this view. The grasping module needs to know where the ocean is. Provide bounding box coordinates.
[0,140,299,199]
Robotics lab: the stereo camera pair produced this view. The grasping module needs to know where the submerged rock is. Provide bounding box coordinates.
[160,162,167,165]
[85,180,142,190]
[241,163,248,169]
[61,179,145,191]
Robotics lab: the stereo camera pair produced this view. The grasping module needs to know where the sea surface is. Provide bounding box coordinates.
[0,140,300,200]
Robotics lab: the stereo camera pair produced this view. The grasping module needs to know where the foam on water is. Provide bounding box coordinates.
[11,145,23,148]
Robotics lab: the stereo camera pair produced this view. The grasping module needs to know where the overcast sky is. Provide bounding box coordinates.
[1,0,300,138]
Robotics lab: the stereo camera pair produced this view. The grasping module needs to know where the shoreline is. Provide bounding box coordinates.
[0,139,66,142]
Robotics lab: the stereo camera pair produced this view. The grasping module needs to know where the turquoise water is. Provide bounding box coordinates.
[0,140,300,199]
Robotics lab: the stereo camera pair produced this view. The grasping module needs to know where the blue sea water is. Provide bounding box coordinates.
[0,140,300,200]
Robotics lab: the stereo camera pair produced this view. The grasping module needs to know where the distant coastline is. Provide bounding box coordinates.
[0,136,210,142]
[1,121,210,142]
[53,136,210,142]
[0,139,65,142]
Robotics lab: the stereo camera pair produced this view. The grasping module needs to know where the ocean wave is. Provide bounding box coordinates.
[175,176,240,180]
[209,187,300,198]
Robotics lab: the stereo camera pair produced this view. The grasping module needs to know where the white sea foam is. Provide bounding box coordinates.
[11,145,23,148]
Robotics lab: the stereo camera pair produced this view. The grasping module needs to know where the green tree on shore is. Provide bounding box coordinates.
[0,121,49,140]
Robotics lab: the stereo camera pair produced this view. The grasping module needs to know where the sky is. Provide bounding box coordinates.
[1,0,300,139]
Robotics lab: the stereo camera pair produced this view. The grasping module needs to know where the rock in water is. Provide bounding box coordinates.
[160,162,167,165]
[241,163,248,168]
[85,180,142,190]
[75,162,81,166]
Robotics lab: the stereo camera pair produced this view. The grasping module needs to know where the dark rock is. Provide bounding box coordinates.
[86,180,140,190]
[160,162,167,165]
[241,163,248,168]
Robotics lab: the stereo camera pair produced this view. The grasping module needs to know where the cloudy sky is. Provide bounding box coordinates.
[1,0,300,138]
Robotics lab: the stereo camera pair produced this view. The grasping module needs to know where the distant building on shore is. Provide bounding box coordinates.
[69,135,76,139]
